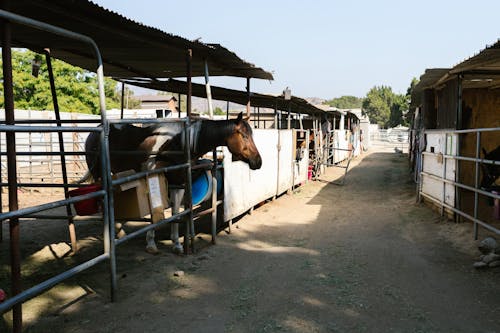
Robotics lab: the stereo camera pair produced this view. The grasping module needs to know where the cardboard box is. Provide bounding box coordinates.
[113,170,168,220]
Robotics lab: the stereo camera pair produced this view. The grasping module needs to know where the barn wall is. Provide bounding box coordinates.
[436,78,458,129]
[458,88,500,222]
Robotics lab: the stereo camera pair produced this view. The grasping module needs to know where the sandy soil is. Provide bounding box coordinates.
[2,147,500,333]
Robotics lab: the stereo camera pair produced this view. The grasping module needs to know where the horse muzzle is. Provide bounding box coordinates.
[248,154,262,170]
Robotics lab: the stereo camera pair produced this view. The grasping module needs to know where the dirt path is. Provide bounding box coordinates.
[3,148,500,332]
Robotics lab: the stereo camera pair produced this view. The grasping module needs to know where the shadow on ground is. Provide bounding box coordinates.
[2,151,500,332]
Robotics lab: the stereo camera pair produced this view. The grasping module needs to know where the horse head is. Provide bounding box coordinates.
[226,112,262,170]
[480,147,500,189]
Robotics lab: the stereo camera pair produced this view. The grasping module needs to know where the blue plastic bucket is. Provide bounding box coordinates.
[191,169,223,205]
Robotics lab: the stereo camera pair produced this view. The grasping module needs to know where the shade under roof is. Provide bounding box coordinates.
[120,78,326,116]
[1,0,274,80]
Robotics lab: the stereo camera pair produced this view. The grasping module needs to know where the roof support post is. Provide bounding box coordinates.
[120,81,125,119]
[1,4,22,331]
[287,103,291,129]
[45,49,77,252]
[274,100,278,129]
[246,77,251,118]
[226,100,230,120]
[184,48,194,253]
[455,74,463,223]
[178,93,182,118]
[204,59,214,119]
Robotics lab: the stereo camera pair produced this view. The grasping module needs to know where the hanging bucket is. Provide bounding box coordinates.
[68,184,101,215]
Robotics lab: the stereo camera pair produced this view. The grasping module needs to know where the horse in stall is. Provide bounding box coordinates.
[82,112,262,254]
[481,146,500,190]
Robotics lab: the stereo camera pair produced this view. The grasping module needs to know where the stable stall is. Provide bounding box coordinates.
[410,40,500,239]
[120,78,323,222]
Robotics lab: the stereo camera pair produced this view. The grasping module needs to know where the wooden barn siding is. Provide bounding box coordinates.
[436,78,458,129]
[459,88,500,223]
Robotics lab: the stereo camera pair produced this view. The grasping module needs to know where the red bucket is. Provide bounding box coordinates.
[308,165,313,180]
[68,184,102,215]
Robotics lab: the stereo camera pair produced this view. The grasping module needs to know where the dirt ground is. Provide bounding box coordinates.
[2,147,500,333]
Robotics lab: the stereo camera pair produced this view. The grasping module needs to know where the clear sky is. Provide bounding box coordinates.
[92,0,499,100]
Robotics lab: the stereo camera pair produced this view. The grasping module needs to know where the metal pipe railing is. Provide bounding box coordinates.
[0,9,111,332]
[419,127,500,238]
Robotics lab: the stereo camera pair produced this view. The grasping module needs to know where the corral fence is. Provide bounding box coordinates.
[0,110,161,187]
[370,127,409,153]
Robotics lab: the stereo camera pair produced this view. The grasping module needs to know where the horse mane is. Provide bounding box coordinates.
[197,118,238,156]
[154,118,238,164]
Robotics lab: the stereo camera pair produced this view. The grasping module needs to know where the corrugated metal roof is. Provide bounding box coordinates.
[450,40,500,75]
[2,0,273,80]
[412,40,500,102]
[120,78,325,116]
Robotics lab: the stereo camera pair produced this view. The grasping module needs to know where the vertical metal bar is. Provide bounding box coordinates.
[211,148,217,245]
[473,131,481,239]
[274,100,278,129]
[441,133,448,217]
[455,75,463,222]
[103,120,115,300]
[257,107,260,129]
[226,100,229,120]
[246,77,251,118]
[45,50,78,252]
[184,120,194,254]
[178,93,181,118]
[120,81,125,119]
[86,37,113,301]
[2,10,22,332]
[204,59,214,119]
[185,49,194,253]
[186,49,192,119]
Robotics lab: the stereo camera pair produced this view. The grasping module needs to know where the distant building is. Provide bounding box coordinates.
[136,94,178,118]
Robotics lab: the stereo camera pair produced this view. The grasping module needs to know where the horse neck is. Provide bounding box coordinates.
[194,119,234,157]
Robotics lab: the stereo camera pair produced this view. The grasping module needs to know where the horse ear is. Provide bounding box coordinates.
[236,112,243,123]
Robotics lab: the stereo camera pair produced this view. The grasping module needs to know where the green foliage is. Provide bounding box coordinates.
[0,49,138,114]
[325,95,363,109]
[213,106,226,115]
[362,85,409,128]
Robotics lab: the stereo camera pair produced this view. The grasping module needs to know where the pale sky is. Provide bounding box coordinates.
[92,0,499,100]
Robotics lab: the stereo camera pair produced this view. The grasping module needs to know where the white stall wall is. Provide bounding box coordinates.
[223,129,279,221]
[333,130,349,163]
[277,130,294,195]
[421,131,457,207]
[223,129,307,221]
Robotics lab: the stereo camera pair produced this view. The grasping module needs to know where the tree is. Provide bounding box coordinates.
[0,49,138,114]
[362,85,409,128]
[324,95,363,109]
[389,93,408,127]
[362,86,393,128]
[213,107,226,115]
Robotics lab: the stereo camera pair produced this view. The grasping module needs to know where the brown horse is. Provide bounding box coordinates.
[83,112,262,253]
